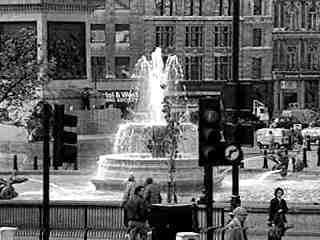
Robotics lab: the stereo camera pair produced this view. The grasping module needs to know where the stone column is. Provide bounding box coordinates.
[37,13,47,63]
[38,12,47,99]
[85,20,92,85]
[203,23,213,81]
[273,78,280,115]
[300,79,305,108]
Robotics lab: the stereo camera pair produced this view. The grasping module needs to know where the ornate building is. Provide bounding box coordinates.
[272,0,320,114]
[0,0,273,115]
[105,0,273,116]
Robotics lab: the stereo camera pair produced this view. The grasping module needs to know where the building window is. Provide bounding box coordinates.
[90,24,105,43]
[48,22,86,80]
[253,0,262,15]
[252,57,262,79]
[185,56,203,80]
[214,56,231,80]
[307,7,316,30]
[155,26,175,48]
[115,0,130,9]
[305,81,319,109]
[217,0,231,16]
[287,46,297,69]
[184,0,202,16]
[252,28,262,47]
[307,46,318,70]
[214,25,231,47]
[185,26,203,47]
[115,57,130,78]
[155,0,175,16]
[91,57,106,81]
[115,24,130,50]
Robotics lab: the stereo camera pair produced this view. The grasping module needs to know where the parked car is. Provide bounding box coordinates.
[256,128,291,149]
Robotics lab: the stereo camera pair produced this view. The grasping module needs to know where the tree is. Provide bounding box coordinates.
[0,27,55,125]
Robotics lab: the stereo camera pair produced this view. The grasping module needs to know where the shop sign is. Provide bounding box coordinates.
[280,80,297,89]
[101,90,139,103]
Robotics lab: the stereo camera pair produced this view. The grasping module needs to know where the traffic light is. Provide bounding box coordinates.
[53,104,78,169]
[199,97,243,166]
[199,97,224,166]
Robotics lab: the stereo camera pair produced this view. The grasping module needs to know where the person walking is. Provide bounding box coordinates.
[124,185,149,240]
[224,206,249,240]
[143,177,162,206]
[143,177,162,240]
[121,174,137,228]
[267,187,289,240]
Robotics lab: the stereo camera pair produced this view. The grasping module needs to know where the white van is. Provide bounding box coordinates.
[256,128,291,149]
[301,127,320,142]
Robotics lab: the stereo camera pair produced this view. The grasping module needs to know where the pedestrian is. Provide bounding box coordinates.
[124,185,149,240]
[143,177,162,206]
[224,206,249,240]
[267,187,289,240]
[143,177,162,240]
[266,130,275,151]
[293,150,304,172]
[121,174,137,227]
[80,87,91,110]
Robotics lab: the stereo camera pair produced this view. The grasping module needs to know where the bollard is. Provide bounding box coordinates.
[303,147,308,168]
[33,156,38,170]
[240,161,244,168]
[291,156,296,172]
[263,149,268,169]
[13,155,18,171]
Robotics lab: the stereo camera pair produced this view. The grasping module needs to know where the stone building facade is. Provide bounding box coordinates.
[105,0,273,116]
[0,0,273,116]
[272,0,320,114]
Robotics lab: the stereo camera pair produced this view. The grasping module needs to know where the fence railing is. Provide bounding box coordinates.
[67,109,122,135]
[0,200,225,240]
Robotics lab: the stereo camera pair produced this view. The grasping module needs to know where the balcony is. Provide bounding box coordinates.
[272,64,320,73]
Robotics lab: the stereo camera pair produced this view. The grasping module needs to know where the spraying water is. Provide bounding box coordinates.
[132,47,183,124]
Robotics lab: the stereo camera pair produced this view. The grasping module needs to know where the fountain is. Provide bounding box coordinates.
[91,48,227,193]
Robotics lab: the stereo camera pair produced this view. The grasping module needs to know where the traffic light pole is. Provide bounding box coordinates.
[231,0,241,210]
[204,164,213,240]
[42,103,51,240]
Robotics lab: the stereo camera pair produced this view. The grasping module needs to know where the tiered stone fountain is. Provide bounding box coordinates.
[91,48,227,192]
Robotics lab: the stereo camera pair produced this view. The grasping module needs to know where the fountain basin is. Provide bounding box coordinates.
[91,153,226,192]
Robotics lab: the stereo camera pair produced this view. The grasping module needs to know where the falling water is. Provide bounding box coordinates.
[131,47,184,124]
[113,48,184,153]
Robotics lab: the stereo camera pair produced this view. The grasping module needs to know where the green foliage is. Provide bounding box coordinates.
[0,27,56,125]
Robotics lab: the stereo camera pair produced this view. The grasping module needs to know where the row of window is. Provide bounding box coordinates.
[91,24,263,48]
[91,56,262,81]
[274,2,320,30]
[114,0,263,16]
[273,41,320,70]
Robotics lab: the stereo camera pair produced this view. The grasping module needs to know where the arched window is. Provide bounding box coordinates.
[307,5,316,30]
[307,44,318,70]
[287,45,297,69]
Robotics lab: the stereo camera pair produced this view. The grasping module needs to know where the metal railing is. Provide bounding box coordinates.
[0,201,225,240]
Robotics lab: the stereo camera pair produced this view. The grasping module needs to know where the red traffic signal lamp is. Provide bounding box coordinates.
[53,104,78,169]
[199,97,243,166]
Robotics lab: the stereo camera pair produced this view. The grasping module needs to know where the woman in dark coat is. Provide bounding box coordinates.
[268,187,289,240]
